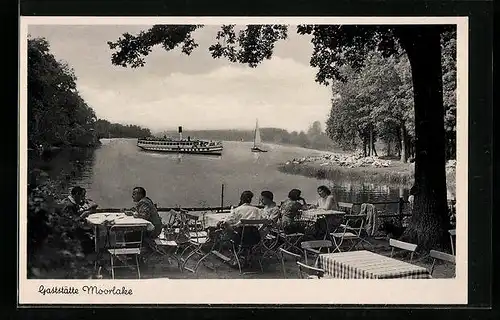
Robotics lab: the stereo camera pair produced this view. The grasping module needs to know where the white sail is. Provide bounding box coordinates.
[253,119,262,147]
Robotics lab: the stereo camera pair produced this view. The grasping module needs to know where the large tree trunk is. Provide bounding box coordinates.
[362,134,368,157]
[396,128,402,158]
[400,122,408,163]
[396,26,450,252]
[369,127,374,156]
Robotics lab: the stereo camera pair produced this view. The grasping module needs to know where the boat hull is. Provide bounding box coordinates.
[138,145,223,156]
[251,147,268,153]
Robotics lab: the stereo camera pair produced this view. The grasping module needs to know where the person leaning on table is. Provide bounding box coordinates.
[311,185,336,210]
[124,186,163,240]
[79,188,98,217]
[279,188,307,234]
[308,185,337,238]
[60,186,95,254]
[119,187,163,268]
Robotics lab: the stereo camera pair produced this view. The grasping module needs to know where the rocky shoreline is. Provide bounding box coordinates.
[279,152,457,194]
[285,152,394,168]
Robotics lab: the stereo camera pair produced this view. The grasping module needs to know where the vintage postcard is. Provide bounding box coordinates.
[19,16,468,305]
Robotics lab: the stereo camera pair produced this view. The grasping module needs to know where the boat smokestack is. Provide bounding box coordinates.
[178,126,183,140]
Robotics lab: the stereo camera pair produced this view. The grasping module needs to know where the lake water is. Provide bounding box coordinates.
[35,139,408,213]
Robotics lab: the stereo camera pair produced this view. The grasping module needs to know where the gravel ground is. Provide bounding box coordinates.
[102,239,456,280]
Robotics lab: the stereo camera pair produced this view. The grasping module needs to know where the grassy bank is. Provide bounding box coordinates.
[278,160,457,193]
[278,161,414,187]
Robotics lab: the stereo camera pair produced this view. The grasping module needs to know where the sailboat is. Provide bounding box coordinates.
[251,119,268,153]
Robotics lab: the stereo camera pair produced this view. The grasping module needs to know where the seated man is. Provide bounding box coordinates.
[125,187,163,240]
[218,190,262,247]
[79,188,98,217]
[60,186,95,254]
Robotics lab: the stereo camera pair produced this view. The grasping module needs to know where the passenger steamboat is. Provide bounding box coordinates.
[137,126,223,155]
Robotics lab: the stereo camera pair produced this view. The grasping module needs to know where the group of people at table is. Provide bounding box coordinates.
[214,186,337,246]
[61,184,339,264]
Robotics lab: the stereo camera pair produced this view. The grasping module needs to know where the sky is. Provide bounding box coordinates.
[27,25,333,133]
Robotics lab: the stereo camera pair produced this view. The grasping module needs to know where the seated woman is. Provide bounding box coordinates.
[279,189,306,234]
[218,190,262,247]
[259,190,280,224]
[309,185,337,238]
[312,185,336,210]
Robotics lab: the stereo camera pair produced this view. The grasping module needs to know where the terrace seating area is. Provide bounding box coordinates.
[85,200,457,280]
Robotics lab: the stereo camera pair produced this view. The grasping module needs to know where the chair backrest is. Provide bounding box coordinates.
[429,249,456,276]
[338,202,354,213]
[300,240,334,264]
[279,247,302,260]
[180,211,205,228]
[297,261,325,279]
[390,238,418,262]
[300,240,334,250]
[240,219,271,235]
[359,203,376,215]
[240,219,270,226]
[235,219,272,248]
[341,213,367,235]
[279,248,302,278]
[109,224,146,249]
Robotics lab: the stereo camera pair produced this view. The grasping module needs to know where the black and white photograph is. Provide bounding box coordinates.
[20,17,467,304]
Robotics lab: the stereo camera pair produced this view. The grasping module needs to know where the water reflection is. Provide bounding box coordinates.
[252,152,260,163]
[33,139,411,211]
[28,146,97,195]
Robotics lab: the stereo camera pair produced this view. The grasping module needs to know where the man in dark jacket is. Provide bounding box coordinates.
[124,187,163,267]
[128,187,162,239]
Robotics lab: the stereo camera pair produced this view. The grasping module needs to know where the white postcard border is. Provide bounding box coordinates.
[19,16,468,305]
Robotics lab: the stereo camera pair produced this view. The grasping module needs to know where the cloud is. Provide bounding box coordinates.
[78,56,332,132]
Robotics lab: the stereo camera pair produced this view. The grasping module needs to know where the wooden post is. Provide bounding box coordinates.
[220,184,224,211]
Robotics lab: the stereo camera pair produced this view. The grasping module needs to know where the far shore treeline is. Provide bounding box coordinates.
[157,121,338,151]
[28,36,151,151]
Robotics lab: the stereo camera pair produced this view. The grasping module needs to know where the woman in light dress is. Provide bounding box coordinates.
[311,185,336,210]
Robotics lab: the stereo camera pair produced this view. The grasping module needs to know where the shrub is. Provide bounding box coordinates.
[27,171,93,279]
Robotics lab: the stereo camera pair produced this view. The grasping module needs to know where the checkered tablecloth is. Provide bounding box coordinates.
[318,250,431,279]
[301,209,345,221]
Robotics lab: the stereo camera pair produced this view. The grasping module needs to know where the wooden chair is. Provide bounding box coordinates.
[278,248,302,278]
[297,261,326,279]
[273,216,305,255]
[429,250,456,277]
[389,238,418,262]
[178,211,213,273]
[108,224,146,279]
[330,211,371,252]
[231,219,272,274]
[300,240,334,265]
[448,229,456,255]
[337,202,354,214]
[152,228,183,272]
